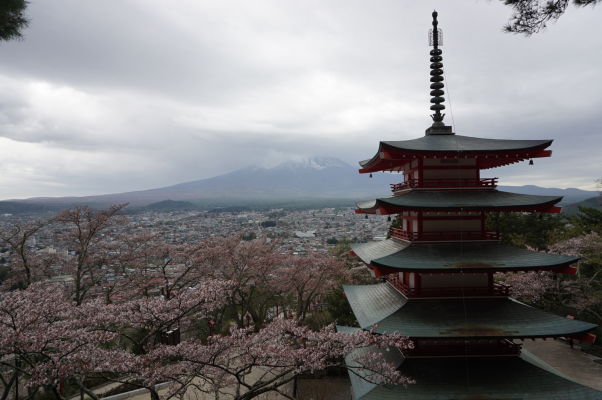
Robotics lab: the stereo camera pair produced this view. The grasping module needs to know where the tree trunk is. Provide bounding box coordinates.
[0,372,16,400]
[148,388,161,400]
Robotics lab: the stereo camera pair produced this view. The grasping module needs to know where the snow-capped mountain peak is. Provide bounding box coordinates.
[272,156,351,170]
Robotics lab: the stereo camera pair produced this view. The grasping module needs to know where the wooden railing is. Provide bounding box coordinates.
[388,275,510,298]
[389,227,500,242]
[390,177,498,192]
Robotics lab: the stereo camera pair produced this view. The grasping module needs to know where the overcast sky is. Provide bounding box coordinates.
[0,0,600,200]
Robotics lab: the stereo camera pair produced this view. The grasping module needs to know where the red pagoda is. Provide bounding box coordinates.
[339,11,601,400]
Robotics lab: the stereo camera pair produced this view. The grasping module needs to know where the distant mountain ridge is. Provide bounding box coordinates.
[497,185,598,204]
[561,196,602,216]
[141,200,199,211]
[2,157,599,212]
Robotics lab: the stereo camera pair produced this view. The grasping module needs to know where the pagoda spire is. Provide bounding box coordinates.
[426,10,453,135]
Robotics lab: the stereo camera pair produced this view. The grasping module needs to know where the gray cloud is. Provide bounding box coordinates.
[0,0,600,199]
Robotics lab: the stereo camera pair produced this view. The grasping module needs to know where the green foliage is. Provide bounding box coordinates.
[241,231,257,241]
[389,214,402,230]
[326,237,338,245]
[260,220,277,228]
[502,0,600,35]
[486,212,566,250]
[330,238,352,257]
[0,266,8,283]
[324,287,358,327]
[0,0,28,41]
[304,311,336,331]
[571,206,602,235]
[385,215,402,240]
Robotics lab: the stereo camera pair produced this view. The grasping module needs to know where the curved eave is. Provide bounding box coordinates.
[351,240,578,273]
[344,350,602,400]
[355,190,562,215]
[350,239,410,264]
[343,284,598,339]
[358,137,553,173]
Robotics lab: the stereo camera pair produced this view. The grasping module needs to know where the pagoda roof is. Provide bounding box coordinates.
[343,283,597,338]
[338,335,602,400]
[359,135,553,173]
[378,135,551,155]
[351,240,578,272]
[356,190,561,214]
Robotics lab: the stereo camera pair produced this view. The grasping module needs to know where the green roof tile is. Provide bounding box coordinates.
[357,190,561,212]
[351,240,409,264]
[337,327,602,400]
[359,135,552,167]
[342,284,407,328]
[351,240,578,272]
[343,284,597,338]
[358,354,602,400]
[383,135,552,153]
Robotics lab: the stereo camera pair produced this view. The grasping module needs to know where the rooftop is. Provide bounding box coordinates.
[359,135,553,173]
[356,190,562,214]
[351,240,578,272]
[339,336,602,400]
[343,283,597,339]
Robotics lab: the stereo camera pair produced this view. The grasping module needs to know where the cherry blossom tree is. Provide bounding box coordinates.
[0,280,413,400]
[499,233,602,323]
[276,252,350,321]
[91,279,233,353]
[194,237,286,329]
[0,207,415,399]
[0,279,233,399]
[549,233,602,321]
[77,231,212,304]
[124,237,214,301]
[498,270,555,302]
[52,204,128,305]
[0,219,53,289]
[0,283,117,399]
[141,319,413,400]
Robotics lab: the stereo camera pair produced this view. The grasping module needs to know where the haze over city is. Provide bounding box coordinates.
[0,0,601,200]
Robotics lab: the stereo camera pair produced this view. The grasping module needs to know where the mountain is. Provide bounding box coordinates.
[497,185,599,205]
[140,200,200,211]
[160,157,392,200]
[562,196,602,216]
[8,157,393,208]
[0,201,59,214]
[3,157,599,211]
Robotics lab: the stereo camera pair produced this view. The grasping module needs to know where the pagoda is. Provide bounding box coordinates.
[339,11,602,400]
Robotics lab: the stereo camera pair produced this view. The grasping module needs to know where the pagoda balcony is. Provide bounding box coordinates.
[387,275,510,298]
[390,177,498,192]
[389,227,500,242]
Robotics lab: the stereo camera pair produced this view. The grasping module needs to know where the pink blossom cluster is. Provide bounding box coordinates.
[0,207,412,399]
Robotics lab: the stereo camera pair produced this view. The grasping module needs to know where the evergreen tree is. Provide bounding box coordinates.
[0,0,28,41]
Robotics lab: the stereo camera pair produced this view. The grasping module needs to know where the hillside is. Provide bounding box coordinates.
[8,157,393,208]
[562,196,602,216]
[3,157,598,211]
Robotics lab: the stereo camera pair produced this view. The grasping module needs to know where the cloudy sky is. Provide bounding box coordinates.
[0,0,600,200]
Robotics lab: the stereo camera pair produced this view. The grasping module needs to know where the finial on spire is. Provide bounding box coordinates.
[428,10,446,127]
